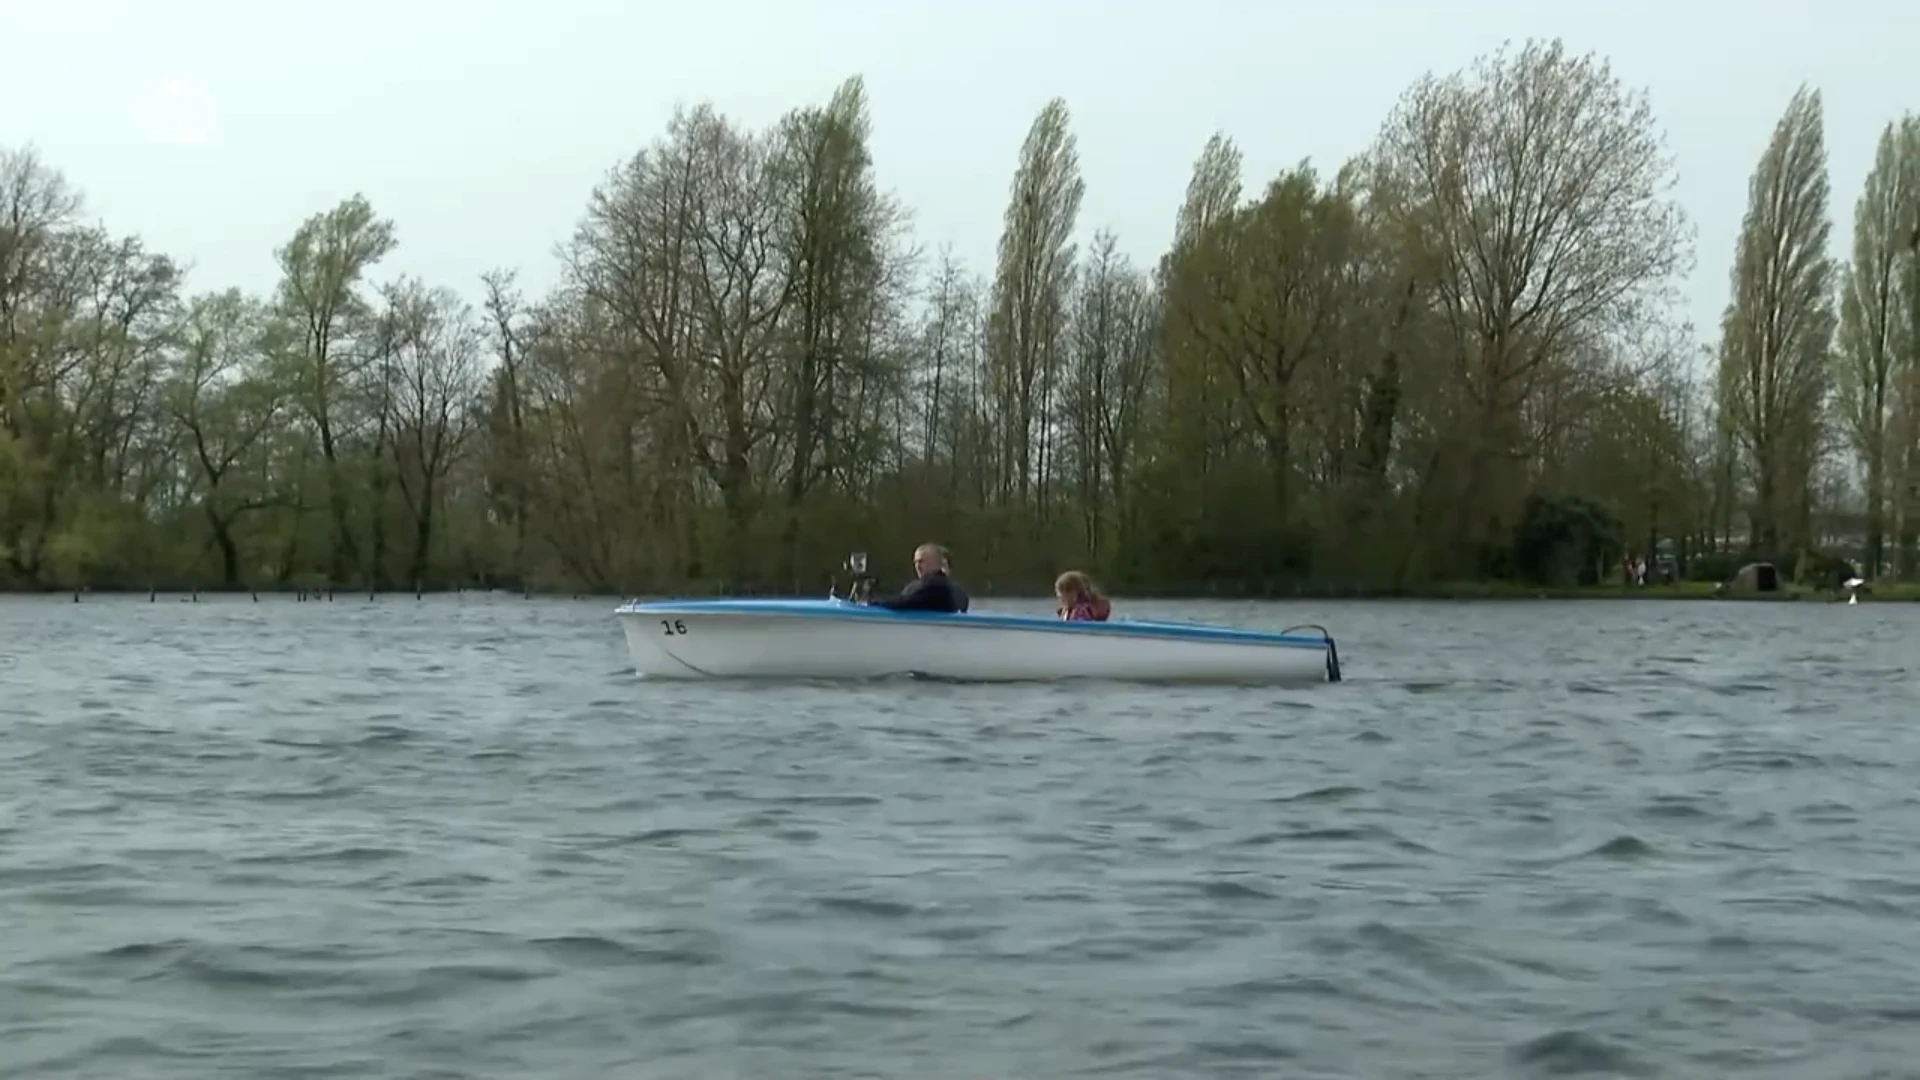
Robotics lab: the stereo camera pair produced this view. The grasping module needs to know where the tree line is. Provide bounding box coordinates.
[2,39,1917,596]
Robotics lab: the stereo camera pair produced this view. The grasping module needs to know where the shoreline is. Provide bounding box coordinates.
[5,582,1912,603]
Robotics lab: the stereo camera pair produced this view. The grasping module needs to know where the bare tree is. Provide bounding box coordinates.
[1836,117,1916,575]
[377,277,483,586]
[1065,230,1155,553]
[562,104,739,585]
[1717,85,1837,555]
[1159,133,1246,489]
[684,114,790,581]
[479,268,532,584]
[766,75,909,584]
[0,146,83,360]
[0,150,181,584]
[914,248,982,471]
[1169,166,1364,521]
[272,193,397,584]
[989,97,1084,514]
[163,289,288,584]
[1888,117,1920,578]
[1170,133,1244,255]
[1373,38,1692,559]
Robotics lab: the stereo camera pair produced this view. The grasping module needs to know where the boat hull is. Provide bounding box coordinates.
[615,598,1340,685]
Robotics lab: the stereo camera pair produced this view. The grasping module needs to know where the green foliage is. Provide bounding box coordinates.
[1794,550,1859,589]
[1688,551,1748,583]
[1510,494,1626,587]
[1688,548,1856,588]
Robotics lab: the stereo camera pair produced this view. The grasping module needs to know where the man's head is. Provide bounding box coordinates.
[912,542,950,578]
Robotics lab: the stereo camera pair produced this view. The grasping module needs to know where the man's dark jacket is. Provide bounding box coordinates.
[871,570,970,613]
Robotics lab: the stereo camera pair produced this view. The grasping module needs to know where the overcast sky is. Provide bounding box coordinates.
[5,0,1916,356]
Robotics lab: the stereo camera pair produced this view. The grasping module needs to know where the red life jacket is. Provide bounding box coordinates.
[1063,595,1111,621]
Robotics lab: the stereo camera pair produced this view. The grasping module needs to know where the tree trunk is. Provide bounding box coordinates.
[206,504,241,586]
[1867,442,1885,577]
[408,491,435,588]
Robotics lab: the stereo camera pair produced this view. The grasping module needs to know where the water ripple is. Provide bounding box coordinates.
[2,594,1919,1078]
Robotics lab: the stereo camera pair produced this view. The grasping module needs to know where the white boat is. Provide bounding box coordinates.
[614,597,1343,685]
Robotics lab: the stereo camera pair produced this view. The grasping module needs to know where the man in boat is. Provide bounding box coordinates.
[869,542,971,613]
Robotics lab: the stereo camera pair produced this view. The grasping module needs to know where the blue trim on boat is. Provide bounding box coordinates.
[614,597,1333,651]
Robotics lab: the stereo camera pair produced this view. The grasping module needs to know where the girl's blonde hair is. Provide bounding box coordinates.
[1054,570,1097,599]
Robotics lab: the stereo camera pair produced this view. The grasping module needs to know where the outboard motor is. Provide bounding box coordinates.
[846,551,877,604]
[831,550,878,603]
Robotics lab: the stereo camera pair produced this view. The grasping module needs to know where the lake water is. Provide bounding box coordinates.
[3,593,1918,1078]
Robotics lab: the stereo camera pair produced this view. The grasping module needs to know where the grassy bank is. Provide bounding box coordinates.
[1407,580,1920,602]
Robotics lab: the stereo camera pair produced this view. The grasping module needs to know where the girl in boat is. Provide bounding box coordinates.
[1054,570,1112,622]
